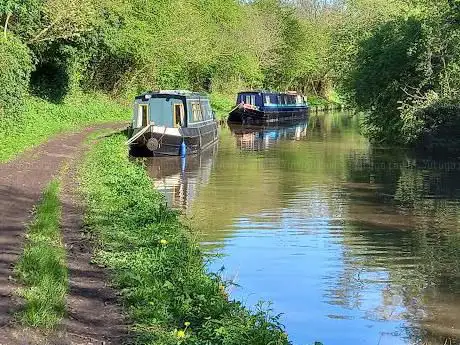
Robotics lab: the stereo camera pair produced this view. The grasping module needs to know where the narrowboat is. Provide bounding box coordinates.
[228,91,309,124]
[127,90,219,156]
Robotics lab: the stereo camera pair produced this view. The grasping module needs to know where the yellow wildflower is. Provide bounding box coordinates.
[160,239,168,245]
[218,284,228,298]
[176,330,186,339]
[184,321,191,327]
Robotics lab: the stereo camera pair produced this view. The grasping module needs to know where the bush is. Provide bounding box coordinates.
[341,16,427,145]
[402,94,460,153]
[0,35,33,121]
[210,93,235,120]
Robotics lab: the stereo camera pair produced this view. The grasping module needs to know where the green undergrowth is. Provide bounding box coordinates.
[79,134,290,345]
[0,93,130,162]
[15,180,67,328]
[307,95,342,108]
[210,93,235,121]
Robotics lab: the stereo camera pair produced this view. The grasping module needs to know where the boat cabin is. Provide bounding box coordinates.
[236,91,307,110]
[132,90,215,129]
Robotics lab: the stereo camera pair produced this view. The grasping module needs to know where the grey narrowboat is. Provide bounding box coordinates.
[127,90,219,156]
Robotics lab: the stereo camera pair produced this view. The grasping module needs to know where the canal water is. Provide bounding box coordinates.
[145,113,460,345]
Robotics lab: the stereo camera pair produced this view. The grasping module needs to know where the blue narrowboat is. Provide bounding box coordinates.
[127,90,219,156]
[228,91,309,124]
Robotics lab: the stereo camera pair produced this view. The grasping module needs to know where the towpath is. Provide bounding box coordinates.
[0,123,128,344]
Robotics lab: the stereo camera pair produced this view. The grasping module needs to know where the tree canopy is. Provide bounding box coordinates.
[0,0,336,100]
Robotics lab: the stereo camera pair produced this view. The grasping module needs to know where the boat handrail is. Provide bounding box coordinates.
[229,102,243,114]
[126,125,151,145]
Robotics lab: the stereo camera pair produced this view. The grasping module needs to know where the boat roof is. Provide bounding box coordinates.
[135,90,208,101]
[237,90,302,95]
[237,90,266,94]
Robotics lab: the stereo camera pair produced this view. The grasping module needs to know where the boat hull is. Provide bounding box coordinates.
[228,107,308,125]
[130,121,219,156]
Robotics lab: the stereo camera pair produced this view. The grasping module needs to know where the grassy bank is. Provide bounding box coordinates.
[15,180,67,328]
[79,135,290,345]
[0,93,130,162]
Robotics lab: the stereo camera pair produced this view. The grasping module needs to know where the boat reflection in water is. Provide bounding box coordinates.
[228,120,308,151]
[144,144,218,209]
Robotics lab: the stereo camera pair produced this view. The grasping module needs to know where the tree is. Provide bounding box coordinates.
[335,0,460,148]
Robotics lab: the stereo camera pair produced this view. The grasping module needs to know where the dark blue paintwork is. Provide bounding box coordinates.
[229,91,309,124]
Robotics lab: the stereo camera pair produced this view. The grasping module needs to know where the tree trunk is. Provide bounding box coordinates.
[4,13,11,39]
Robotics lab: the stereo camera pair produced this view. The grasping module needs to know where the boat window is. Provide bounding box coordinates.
[201,100,213,120]
[173,104,184,127]
[139,104,148,127]
[191,102,203,122]
[269,95,278,104]
[244,95,256,105]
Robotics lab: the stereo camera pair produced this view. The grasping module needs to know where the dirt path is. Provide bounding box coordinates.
[0,123,128,344]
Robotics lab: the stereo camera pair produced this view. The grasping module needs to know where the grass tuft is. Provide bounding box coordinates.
[15,180,68,329]
[79,135,291,345]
